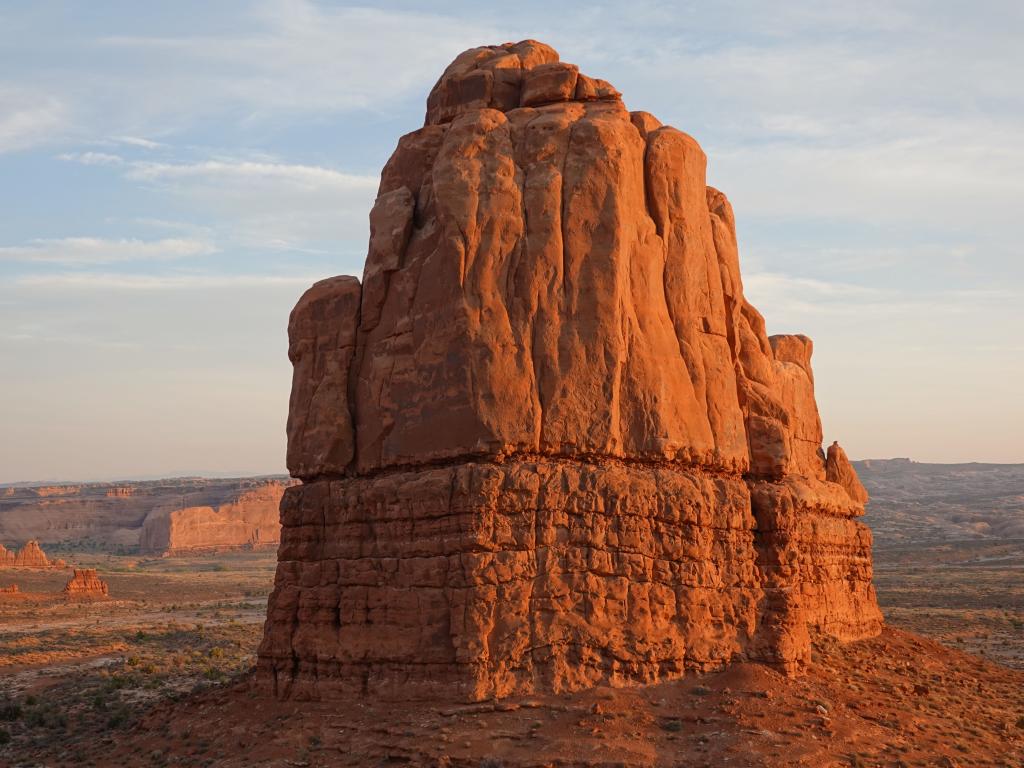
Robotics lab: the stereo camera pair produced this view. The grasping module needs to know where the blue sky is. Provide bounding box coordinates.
[1,0,1022,482]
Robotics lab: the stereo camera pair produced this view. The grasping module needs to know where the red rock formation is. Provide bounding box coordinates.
[139,481,287,556]
[257,40,882,702]
[0,476,291,550]
[0,584,18,594]
[36,485,81,497]
[62,568,109,598]
[0,539,57,568]
[826,441,869,504]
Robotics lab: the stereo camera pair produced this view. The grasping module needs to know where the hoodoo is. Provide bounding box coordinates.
[63,568,109,599]
[0,539,64,569]
[257,40,882,702]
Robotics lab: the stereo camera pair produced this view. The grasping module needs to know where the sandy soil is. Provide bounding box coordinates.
[2,550,1022,766]
[85,629,1024,767]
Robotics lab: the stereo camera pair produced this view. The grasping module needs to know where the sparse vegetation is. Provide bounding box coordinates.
[0,549,273,760]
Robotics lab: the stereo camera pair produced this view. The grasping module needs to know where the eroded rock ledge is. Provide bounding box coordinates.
[257,40,882,702]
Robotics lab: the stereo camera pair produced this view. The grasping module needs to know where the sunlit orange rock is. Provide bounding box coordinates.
[0,539,59,568]
[139,480,287,556]
[63,568,109,599]
[257,40,882,702]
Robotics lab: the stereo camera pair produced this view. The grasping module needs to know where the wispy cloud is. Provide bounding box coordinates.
[15,272,332,290]
[744,270,1016,324]
[95,2,499,117]
[0,85,66,153]
[0,329,140,349]
[57,151,125,166]
[0,237,218,264]
[125,159,378,190]
[60,150,380,248]
[113,135,164,149]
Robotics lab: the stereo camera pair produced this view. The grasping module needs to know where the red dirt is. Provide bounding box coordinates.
[84,628,1022,767]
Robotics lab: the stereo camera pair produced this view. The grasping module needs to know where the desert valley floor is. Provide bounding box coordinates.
[1,514,1022,765]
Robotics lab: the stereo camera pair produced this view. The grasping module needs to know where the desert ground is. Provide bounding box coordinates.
[1,535,1021,766]
[0,551,273,764]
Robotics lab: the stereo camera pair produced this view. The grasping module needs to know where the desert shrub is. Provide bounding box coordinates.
[106,707,130,729]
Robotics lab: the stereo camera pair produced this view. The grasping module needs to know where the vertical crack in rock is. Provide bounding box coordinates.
[257,39,883,703]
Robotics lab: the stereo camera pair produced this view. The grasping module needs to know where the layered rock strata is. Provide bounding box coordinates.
[0,476,289,551]
[63,568,109,598]
[258,40,882,702]
[139,481,287,556]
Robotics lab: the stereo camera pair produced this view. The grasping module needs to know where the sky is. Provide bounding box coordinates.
[1,0,1022,482]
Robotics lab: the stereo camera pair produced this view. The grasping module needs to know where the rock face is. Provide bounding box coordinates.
[258,40,882,702]
[139,481,287,556]
[0,539,63,568]
[63,568,109,598]
[0,584,18,594]
[0,476,290,551]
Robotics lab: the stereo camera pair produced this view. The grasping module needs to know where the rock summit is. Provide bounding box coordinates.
[258,40,882,702]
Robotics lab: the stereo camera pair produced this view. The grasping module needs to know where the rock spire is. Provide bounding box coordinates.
[258,40,882,702]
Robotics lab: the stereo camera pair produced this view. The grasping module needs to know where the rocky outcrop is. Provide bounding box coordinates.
[257,40,882,702]
[826,441,869,504]
[0,584,18,594]
[0,539,64,568]
[63,568,108,598]
[139,481,287,556]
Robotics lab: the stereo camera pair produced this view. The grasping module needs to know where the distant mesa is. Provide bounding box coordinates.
[35,485,81,497]
[63,568,109,599]
[0,539,66,569]
[257,40,882,702]
[139,480,289,556]
[0,477,291,555]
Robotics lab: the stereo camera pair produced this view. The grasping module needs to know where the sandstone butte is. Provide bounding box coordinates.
[62,568,109,599]
[139,480,288,556]
[0,539,65,569]
[257,40,883,703]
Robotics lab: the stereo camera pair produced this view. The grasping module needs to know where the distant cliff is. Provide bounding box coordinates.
[139,481,288,556]
[0,476,290,553]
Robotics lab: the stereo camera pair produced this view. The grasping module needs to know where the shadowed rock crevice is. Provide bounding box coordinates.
[257,40,882,702]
